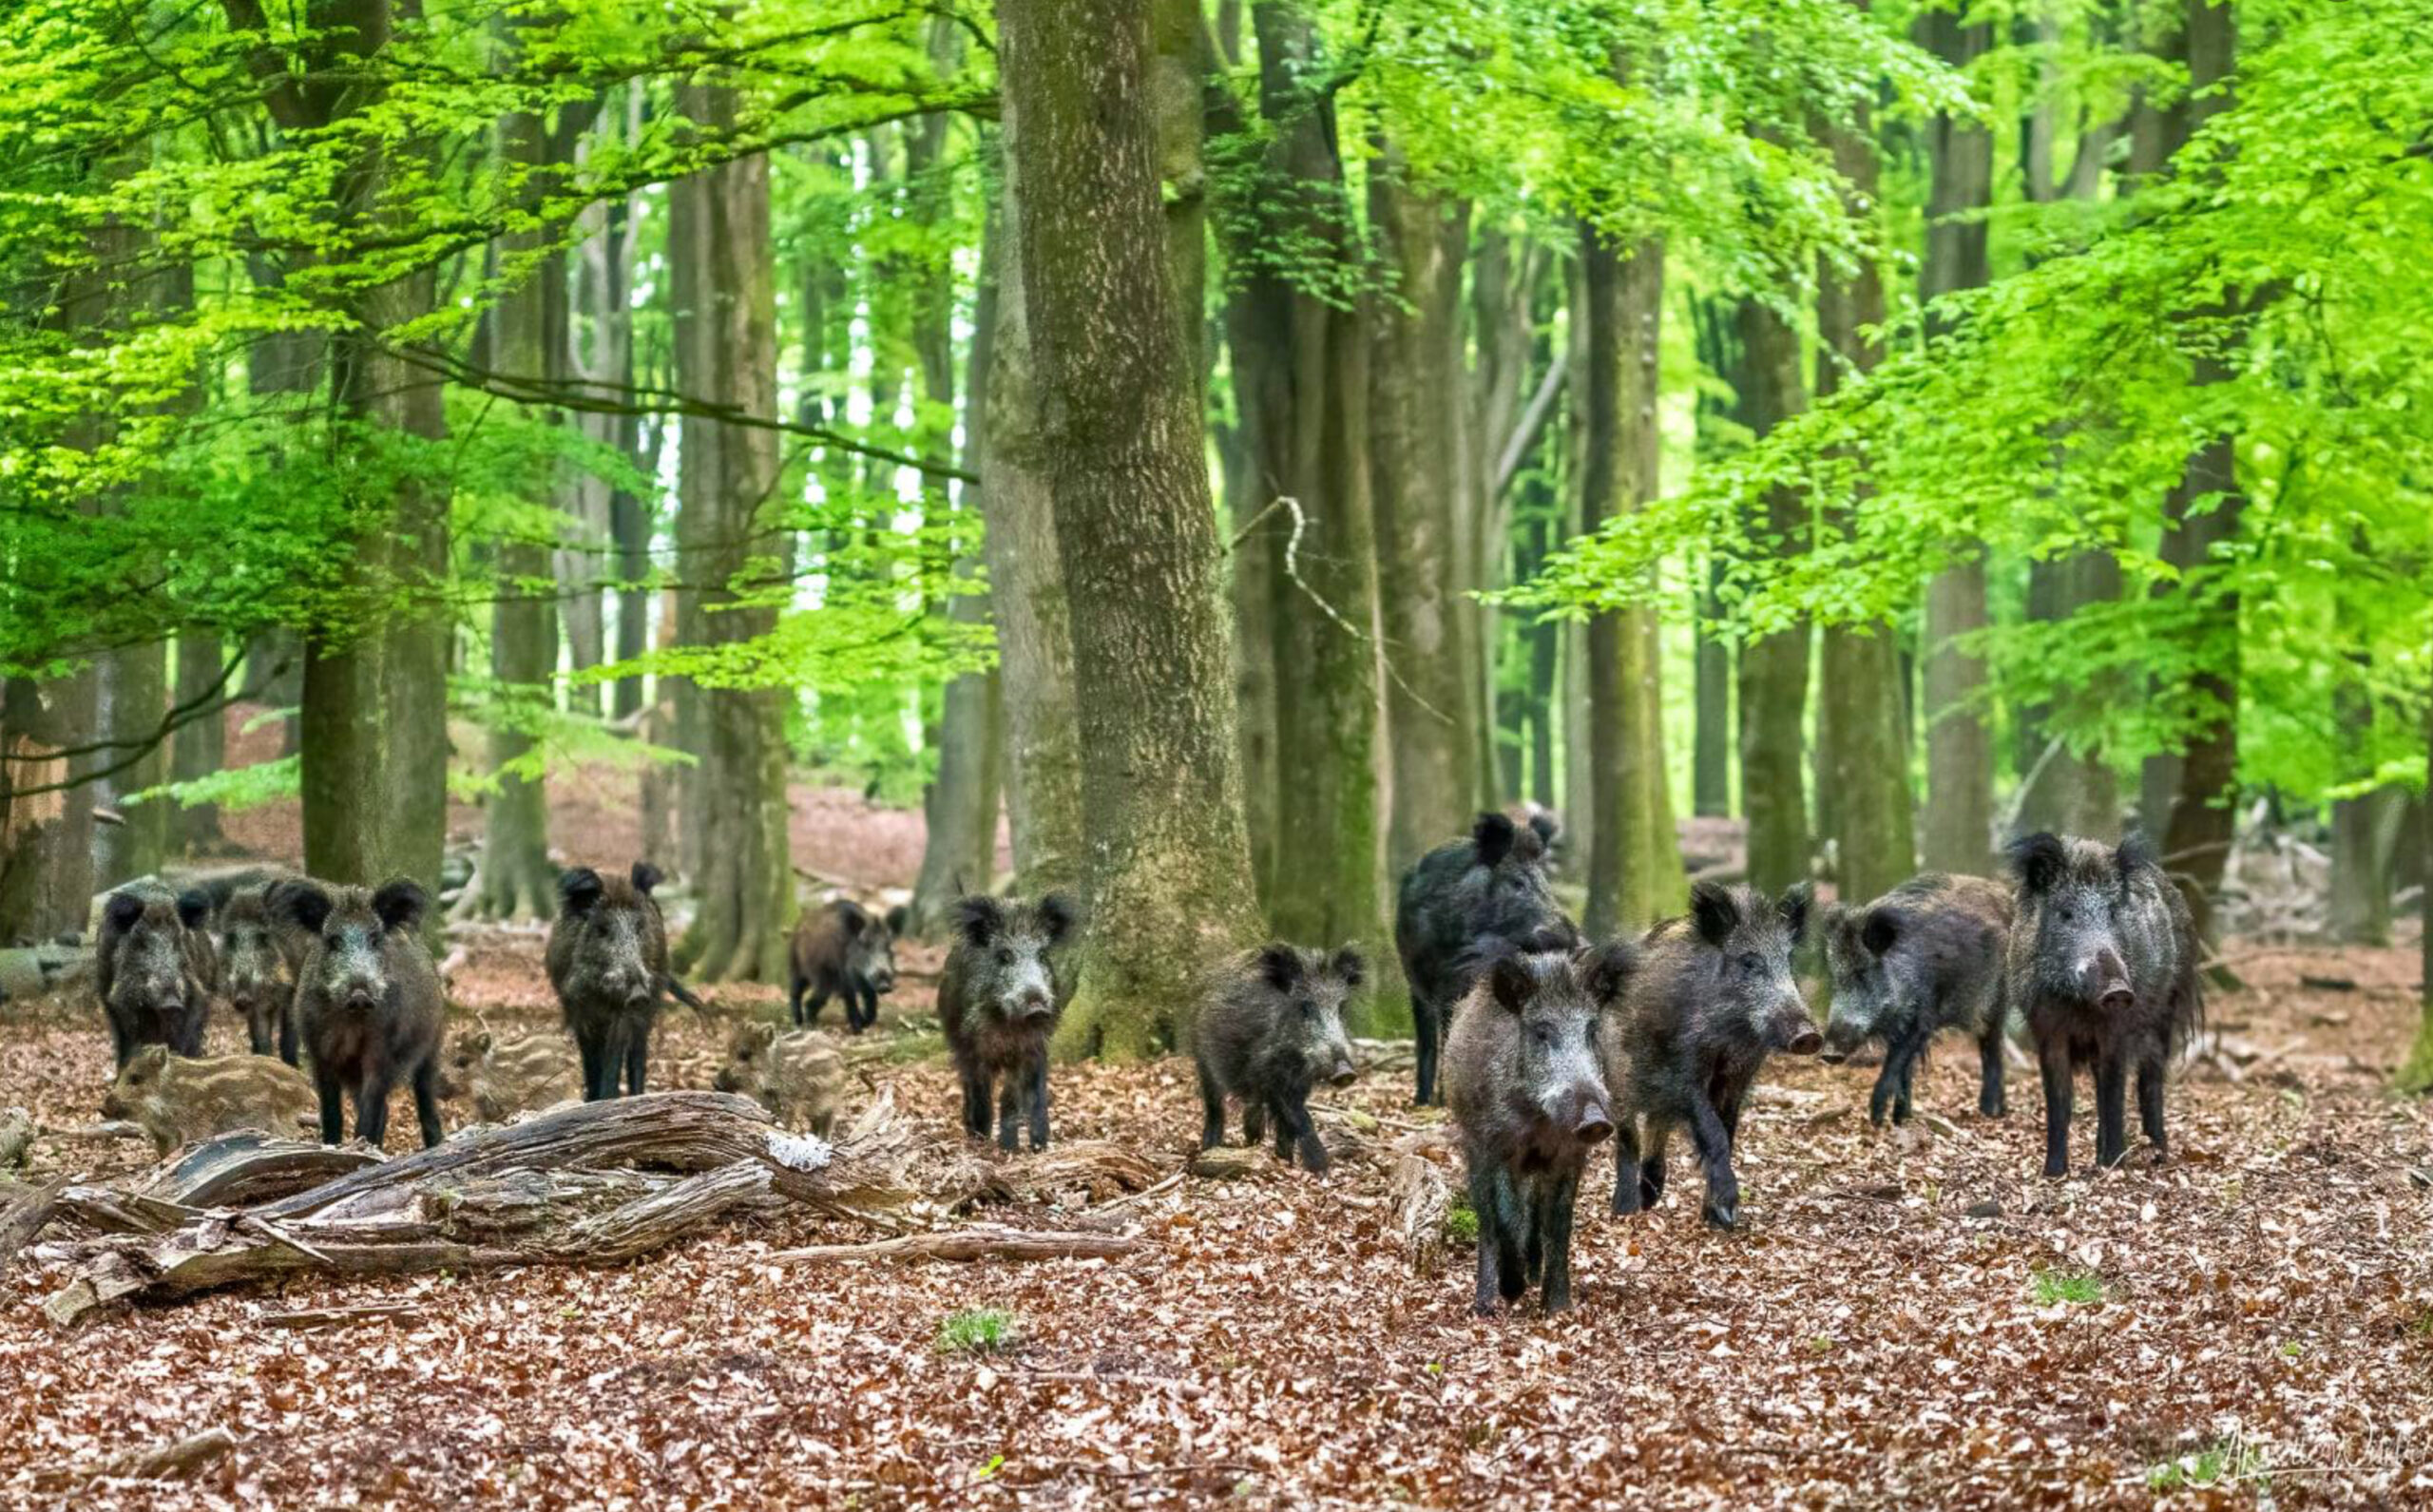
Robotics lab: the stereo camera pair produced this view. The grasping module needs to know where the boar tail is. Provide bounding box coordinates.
[662,974,710,1016]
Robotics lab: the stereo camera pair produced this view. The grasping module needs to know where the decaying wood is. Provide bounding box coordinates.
[0,1107,33,1170]
[762,1225,1144,1266]
[1389,1151,1452,1275]
[936,1139,1161,1209]
[1188,1145,1264,1181]
[37,1090,925,1325]
[258,1302,419,1330]
[137,1133,385,1208]
[0,1177,64,1272]
[34,1426,236,1490]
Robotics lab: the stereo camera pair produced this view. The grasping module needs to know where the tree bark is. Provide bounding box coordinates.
[169,633,226,853]
[1917,4,1997,878]
[668,84,792,982]
[1813,99,1917,905]
[1734,297,1810,896]
[2396,701,2433,1094]
[996,0,1263,1055]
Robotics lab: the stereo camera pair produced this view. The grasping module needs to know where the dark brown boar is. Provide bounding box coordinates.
[547,861,680,1100]
[938,892,1080,1151]
[96,882,216,1069]
[277,877,446,1148]
[787,898,907,1033]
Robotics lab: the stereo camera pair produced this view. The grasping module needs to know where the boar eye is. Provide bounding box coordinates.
[2057,906,2076,924]
[1738,952,1762,974]
[995,947,1015,967]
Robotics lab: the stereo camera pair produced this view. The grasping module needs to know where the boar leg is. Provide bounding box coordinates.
[1687,1090,1738,1229]
[2093,1053,2128,1168]
[1872,1029,1927,1126]
[802,981,832,1029]
[1411,997,1440,1108]
[957,1064,990,1138]
[996,1068,1022,1152]
[623,1015,650,1096]
[1271,1096,1294,1163]
[2038,1036,2075,1177]
[412,1059,444,1149]
[1539,1173,1580,1312]
[1610,1117,1642,1215]
[1466,1160,1505,1316]
[1976,1022,2006,1118]
[1638,1118,1672,1211]
[1026,1055,1050,1151]
[315,1064,346,1146]
[575,1029,605,1102]
[356,1067,393,1146]
[2136,1057,2168,1159]
[1278,1091,1327,1175]
[857,981,882,1033]
[248,1006,274,1059]
[1196,1060,1227,1150]
[788,970,810,1027]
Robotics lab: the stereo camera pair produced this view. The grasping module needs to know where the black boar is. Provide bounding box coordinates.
[2005,832,2201,1177]
[1608,881,1818,1229]
[207,883,299,1063]
[278,878,445,1149]
[1193,944,1363,1173]
[788,899,908,1033]
[1444,940,1635,1314]
[547,861,680,1100]
[1394,812,1580,1107]
[1818,872,2013,1124]
[712,1022,846,1137]
[96,882,215,1069]
[101,1043,317,1155]
[937,892,1079,1151]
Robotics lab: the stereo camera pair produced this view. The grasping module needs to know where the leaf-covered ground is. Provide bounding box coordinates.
[3,931,2428,1509]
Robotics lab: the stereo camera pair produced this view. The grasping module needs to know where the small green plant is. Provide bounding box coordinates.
[938,1307,1015,1355]
[2032,1269,2105,1306]
[1443,1201,1479,1244]
[2279,1339,2304,1359]
[969,1454,1006,1483]
[1810,1335,1835,1353]
[2146,1437,2267,1490]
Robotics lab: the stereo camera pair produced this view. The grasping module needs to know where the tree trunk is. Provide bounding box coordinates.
[1693,557,1732,817]
[169,634,226,854]
[979,173,1086,901]
[1813,99,1917,905]
[1580,225,1683,935]
[1370,167,1477,875]
[1916,4,1997,878]
[1734,297,1810,897]
[668,84,792,983]
[2396,702,2433,1094]
[996,0,1263,1055]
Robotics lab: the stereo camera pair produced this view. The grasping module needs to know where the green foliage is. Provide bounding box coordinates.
[2032,1269,2105,1307]
[936,1307,1014,1355]
[2146,1436,2268,1491]
[124,756,299,815]
[1442,1201,1479,1244]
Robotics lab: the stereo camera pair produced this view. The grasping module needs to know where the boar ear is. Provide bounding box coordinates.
[272,880,334,936]
[747,1021,777,1049]
[129,1043,170,1078]
[1329,946,1366,989]
[1255,945,1304,993]
[836,902,869,938]
[1472,812,1517,867]
[1581,939,1637,1005]
[885,903,910,937]
[2116,831,2156,893]
[373,879,428,935]
[464,1029,492,1056]
[1036,891,1080,945]
[2006,832,2067,895]
[1528,812,1561,847]
[1689,882,1741,948]
[953,895,1005,949]
[1860,906,1902,958]
[629,860,663,895]
[1775,881,1811,944]
[175,890,212,930]
[1487,951,1535,1015]
[104,890,145,934]
[558,868,604,917]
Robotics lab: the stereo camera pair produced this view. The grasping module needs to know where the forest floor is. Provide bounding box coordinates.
[5,750,2430,1507]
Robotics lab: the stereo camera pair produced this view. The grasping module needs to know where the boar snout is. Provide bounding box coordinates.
[1328,1058,1358,1089]
[2083,946,2133,1011]
[1573,1099,1615,1146]
[1016,987,1053,1022]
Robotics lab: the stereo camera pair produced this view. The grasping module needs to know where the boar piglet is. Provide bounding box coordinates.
[441,1027,582,1123]
[789,899,909,1033]
[1445,940,1635,1314]
[1819,872,2012,1125]
[97,883,216,1069]
[1609,881,1817,1229]
[278,878,445,1148]
[2005,832,2201,1177]
[1194,944,1364,1173]
[548,861,680,1100]
[210,884,299,1063]
[938,892,1079,1151]
[1394,812,1580,1108]
[713,1022,846,1137]
[102,1043,317,1155]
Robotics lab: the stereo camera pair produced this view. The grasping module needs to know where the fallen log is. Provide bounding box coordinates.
[136,1133,384,1208]
[258,1302,417,1331]
[0,1177,64,1272]
[34,1426,236,1491]
[761,1225,1144,1266]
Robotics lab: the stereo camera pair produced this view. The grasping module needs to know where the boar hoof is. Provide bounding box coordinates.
[1702,1198,1737,1231]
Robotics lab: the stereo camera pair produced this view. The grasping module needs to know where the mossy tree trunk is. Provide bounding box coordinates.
[996,0,1262,1057]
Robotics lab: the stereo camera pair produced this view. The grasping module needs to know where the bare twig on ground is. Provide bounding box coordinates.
[760,1225,1143,1266]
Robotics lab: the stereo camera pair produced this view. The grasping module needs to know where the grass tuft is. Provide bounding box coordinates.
[2146,1437,2268,1490]
[2032,1269,2105,1306]
[938,1307,1015,1355]
[1443,1202,1479,1244]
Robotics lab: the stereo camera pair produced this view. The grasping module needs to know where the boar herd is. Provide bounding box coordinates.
[86,811,2201,1320]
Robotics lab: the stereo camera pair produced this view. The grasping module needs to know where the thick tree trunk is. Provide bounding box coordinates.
[1693,558,1732,817]
[1734,297,1810,897]
[99,644,167,888]
[169,633,226,853]
[668,84,791,983]
[1579,225,1683,935]
[2397,704,2433,1094]
[1916,5,1997,878]
[980,182,1086,901]
[1813,103,1917,905]
[0,671,98,946]
[997,0,1262,1054]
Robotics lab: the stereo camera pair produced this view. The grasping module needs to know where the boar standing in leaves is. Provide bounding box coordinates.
[97,882,216,1069]
[549,861,695,1100]
[440,1027,582,1123]
[1194,944,1364,1173]
[102,1043,317,1155]
[1445,940,1635,1314]
[277,878,446,1148]
[1818,872,2013,1125]
[938,892,1078,1151]
[208,882,299,1062]
[1394,812,1580,1107]
[1608,881,1818,1229]
[713,1022,847,1137]
[2005,832,2201,1177]
[789,898,908,1033]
